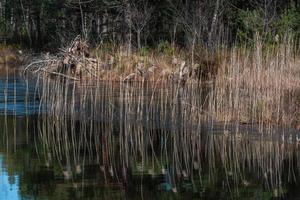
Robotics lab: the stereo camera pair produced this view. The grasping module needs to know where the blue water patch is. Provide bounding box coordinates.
[0,102,40,116]
[0,76,40,116]
[0,155,21,200]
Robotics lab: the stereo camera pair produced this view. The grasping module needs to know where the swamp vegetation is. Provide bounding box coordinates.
[2,0,300,199]
[2,71,300,199]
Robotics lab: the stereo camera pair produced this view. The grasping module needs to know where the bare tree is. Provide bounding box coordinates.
[19,0,31,46]
[65,0,93,39]
[0,0,6,44]
[208,0,222,48]
[168,0,205,63]
[124,0,132,54]
[125,0,154,50]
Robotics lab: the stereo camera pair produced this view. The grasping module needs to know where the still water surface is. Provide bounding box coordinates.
[1,74,300,199]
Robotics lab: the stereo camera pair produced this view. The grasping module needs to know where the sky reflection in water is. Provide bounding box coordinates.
[0,76,40,116]
[0,155,21,200]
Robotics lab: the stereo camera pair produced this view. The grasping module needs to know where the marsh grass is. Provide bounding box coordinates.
[18,69,298,197]
[81,36,300,128]
[207,36,300,129]
[2,37,300,198]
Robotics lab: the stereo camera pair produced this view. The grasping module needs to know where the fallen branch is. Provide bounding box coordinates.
[39,68,80,81]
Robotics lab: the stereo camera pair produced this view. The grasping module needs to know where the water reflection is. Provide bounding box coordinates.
[2,115,300,199]
[1,75,300,199]
[0,155,20,200]
[0,76,39,116]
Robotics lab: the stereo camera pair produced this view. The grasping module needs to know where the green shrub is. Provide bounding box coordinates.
[277,7,300,39]
[139,46,150,56]
[157,41,174,55]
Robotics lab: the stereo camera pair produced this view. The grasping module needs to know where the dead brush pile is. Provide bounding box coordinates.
[23,37,222,84]
[23,36,100,81]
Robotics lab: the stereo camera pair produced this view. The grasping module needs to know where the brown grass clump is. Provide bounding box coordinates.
[191,46,224,80]
[207,37,300,128]
[92,43,184,81]
[23,37,222,83]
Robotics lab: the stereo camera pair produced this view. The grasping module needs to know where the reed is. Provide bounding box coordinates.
[2,35,300,198]
[17,70,297,198]
[207,36,300,129]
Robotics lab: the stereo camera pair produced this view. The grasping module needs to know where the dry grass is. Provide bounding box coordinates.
[207,38,300,128]
[23,75,298,196]
[1,61,299,197]
[90,38,300,128]
[91,44,183,81]
[0,45,24,75]
[10,34,300,128]
[2,38,300,199]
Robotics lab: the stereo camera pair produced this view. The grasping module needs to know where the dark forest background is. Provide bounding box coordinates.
[0,0,300,50]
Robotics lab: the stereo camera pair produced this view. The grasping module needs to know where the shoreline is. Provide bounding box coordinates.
[2,39,300,130]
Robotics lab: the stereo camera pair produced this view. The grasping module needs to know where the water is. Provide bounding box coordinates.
[1,73,300,199]
[0,76,39,115]
[0,155,21,200]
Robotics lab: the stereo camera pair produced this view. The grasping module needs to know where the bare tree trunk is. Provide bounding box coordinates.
[128,28,132,54]
[191,31,196,66]
[78,0,86,39]
[208,0,220,48]
[125,0,153,51]
[263,0,268,34]
[35,9,41,48]
[97,14,100,36]
[19,0,32,46]
[184,0,189,45]
[171,22,178,50]
[102,10,108,37]
[125,0,132,54]
[61,7,66,44]
[1,0,6,44]
[137,30,141,50]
